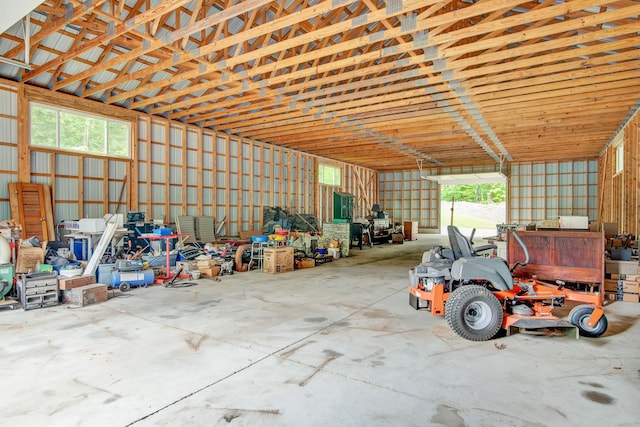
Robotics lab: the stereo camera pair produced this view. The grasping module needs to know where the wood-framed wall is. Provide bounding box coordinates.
[599,113,639,237]
[5,75,636,238]
[0,79,378,236]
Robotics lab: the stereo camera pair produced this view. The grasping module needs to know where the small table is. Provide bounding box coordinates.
[139,233,189,283]
[67,228,130,260]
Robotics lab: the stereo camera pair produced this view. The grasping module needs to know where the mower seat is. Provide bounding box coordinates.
[447,225,497,260]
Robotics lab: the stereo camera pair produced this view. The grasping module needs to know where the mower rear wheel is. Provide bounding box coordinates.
[445,285,503,341]
[569,304,608,337]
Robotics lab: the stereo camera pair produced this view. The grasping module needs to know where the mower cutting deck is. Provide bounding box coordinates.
[408,227,607,341]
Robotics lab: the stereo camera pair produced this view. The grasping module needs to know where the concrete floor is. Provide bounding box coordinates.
[2,236,639,426]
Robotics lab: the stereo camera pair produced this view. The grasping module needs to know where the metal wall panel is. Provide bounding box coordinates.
[151,122,165,143]
[170,186,182,204]
[203,133,213,152]
[229,139,238,156]
[150,143,165,163]
[202,169,212,187]
[509,160,598,223]
[83,179,103,201]
[229,157,238,174]
[150,184,165,203]
[138,140,148,161]
[186,130,198,149]
[84,204,104,219]
[201,151,213,170]
[216,172,226,187]
[379,169,440,230]
[187,169,197,186]
[31,151,51,174]
[202,188,213,207]
[216,155,226,170]
[0,85,18,219]
[151,166,165,182]
[55,154,78,176]
[138,120,147,140]
[0,202,9,221]
[56,203,78,223]
[186,150,197,171]
[170,127,183,147]
[169,147,181,164]
[169,166,181,184]
[216,137,226,154]
[169,206,181,223]
[0,117,17,143]
[229,173,238,189]
[0,86,17,116]
[0,146,17,171]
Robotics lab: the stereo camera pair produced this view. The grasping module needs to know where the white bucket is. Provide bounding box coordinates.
[327,248,340,259]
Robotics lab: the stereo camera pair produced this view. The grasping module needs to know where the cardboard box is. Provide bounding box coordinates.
[295,258,315,269]
[559,216,589,229]
[196,259,217,269]
[176,260,198,271]
[609,238,627,248]
[622,293,639,303]
[392,233,404,244]
[15,243,46,273]
[605,260,638,275]
[263,247,294,274]
[538,219,560,229]
[605,291,618,301]
[609,274,639,281]
[62,283,108,307]
[198,266,221,277]
[604,279,622,292]
[602,222,618,238]
[58,274,96,290]
[621,281,639,294]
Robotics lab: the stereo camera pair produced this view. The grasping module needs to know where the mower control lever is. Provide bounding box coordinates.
[509,231,530,273]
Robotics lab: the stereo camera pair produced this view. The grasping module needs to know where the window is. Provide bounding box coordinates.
[30,102,131,158]
[318,163,341,186]
[615,141,624,175]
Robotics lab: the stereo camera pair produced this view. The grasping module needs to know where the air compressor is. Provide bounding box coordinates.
[110,260,155,291]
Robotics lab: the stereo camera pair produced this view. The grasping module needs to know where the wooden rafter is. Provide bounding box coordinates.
[1,0,639,169]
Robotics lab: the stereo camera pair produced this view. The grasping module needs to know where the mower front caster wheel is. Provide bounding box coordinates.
[569,304,608,337]
[445,285,503,341]
[119,282,131,292]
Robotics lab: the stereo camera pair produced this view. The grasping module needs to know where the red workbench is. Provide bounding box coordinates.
[140,233,189,283]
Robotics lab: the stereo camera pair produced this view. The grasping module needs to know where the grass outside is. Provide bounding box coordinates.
[440,201,506,236]
[441,212,497,230]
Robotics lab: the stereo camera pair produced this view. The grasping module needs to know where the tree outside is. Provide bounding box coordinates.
[441,183,506,204]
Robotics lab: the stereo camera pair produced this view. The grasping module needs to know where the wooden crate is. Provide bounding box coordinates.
[58,274,96,290]
[392,233,404,244]
[15,243,46,273]
[62,283,108,307]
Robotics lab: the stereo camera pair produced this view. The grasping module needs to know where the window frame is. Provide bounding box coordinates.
[318,163,342,186]
[29,101,132,158]
[614,137,623,176]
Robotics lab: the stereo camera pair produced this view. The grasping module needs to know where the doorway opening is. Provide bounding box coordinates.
[423,173,506,239]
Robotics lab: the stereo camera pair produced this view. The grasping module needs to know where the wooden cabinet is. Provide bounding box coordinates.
[506,230,604,285]
[404,221,418,241]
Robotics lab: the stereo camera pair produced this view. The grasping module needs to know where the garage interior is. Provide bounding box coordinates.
[0,1,639,425]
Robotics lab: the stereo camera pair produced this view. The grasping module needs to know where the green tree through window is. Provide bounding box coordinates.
[30,103,131,157]
[441,183,506,203]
